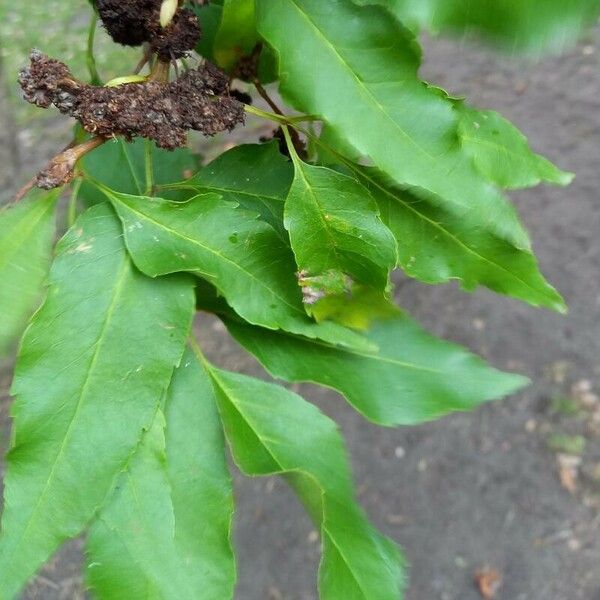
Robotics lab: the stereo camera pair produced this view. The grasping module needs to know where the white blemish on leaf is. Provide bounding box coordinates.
[127,222,143,232]
[73,242,93,253]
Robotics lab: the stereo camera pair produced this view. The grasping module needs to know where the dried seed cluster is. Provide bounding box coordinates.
[95,0,201,60]
[19,50,245,150]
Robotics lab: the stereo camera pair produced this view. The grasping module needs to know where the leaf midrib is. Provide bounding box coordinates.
[291,164,346,271]
[120,140,143,195]
[247,324,444,375]
[193,182,284,204]
[321,527,372,599]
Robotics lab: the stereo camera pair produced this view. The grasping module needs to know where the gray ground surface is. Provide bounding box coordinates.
[1,27,600,600]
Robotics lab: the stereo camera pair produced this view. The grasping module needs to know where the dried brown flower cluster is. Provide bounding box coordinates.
[19,51,245,150]
[13,2,246,195]
[95,0,201,61]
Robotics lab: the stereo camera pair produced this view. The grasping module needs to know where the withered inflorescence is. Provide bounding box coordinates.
[19,50,245,150]
[95,0,201,60]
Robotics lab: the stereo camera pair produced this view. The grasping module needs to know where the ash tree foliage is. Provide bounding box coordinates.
[0,0,597,597]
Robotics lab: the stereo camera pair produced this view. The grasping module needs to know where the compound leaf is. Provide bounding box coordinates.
[0,203,195,597]
[0,190,58,355]
[256,0,566,311]
[103,187,375,351]
[87,348,235,600]
[256,0,527,246]
[208,363,405,599]
[224,314,529,426]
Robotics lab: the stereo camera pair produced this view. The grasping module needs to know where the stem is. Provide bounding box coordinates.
[243,104,318,125]
[33,136,105,197]
[280,125,300,164]
[243,104,288,124]
[144,139,155,196]
[134,45,153,75]
[13,178,36,204]
[12,138,76,203]
[250,81,309,156]
[147,60,171,83]
[68,177,83,227]
[87,11,101,85]
[253,79,285,115]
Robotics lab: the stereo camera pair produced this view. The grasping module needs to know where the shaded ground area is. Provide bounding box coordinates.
[1,21,599,600]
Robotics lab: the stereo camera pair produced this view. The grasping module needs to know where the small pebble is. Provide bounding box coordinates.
[567,537,582,552]
[472,318,486,331]
[394,446,406,459]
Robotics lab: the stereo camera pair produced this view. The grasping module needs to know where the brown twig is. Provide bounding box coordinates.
[13,138,77,203]
[13,178,36,204]
[12,136,106,203]
[133,44,153,75]
[147,59,171,83]
[253,79,306,156]
[253,79,284,115]
[37,137,106,189]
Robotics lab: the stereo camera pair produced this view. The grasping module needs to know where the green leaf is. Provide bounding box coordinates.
[0,203,195,597]
[102,187,375,350]
[207,362,405,599]
[214,0,259,70]
[256,0,566,311]
[317,124,362,166]
[0,190,58,355]
[351,162,566,311]
[456,106,573,189]
[284,143,397,296]
[224,314,529,426]
[80,138,199,205]
[256,1,528,246]
[378,0,600,54]
[86,411,177,599]
[297,284,400,330]
[87,349,235,599]
[164,348,236,599]
[193,1,224,62]
[171,142,292,238]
